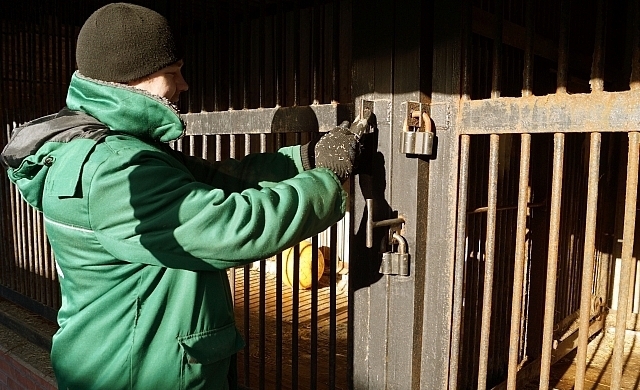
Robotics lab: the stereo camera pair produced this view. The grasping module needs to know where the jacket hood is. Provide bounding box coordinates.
[1,72,185,210]
[1,108,110,210]
[66,71,185,143]
[1,108,109,170]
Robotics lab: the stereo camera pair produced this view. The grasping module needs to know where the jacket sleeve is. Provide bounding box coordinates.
[88,145,345,271]
[164,144,306,192]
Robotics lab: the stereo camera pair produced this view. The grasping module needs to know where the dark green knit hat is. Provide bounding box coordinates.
[76,3,181,83]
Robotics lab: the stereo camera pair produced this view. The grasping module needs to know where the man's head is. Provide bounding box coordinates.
[76,3,188,102]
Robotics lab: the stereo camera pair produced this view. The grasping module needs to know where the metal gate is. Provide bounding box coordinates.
[1,1,353,389]
[350,0,640,388]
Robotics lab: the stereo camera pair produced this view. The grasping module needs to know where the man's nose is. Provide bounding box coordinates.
[178,74,189,92]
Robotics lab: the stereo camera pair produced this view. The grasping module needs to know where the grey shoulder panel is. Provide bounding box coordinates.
[1,108,109,169]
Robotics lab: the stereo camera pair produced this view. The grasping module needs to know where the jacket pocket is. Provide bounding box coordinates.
[177,323,245,389]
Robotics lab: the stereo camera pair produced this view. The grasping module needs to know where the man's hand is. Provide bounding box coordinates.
[300,117,367,182]
[313,121,361,182]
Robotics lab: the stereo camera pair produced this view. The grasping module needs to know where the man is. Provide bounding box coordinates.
[1,3,362,389]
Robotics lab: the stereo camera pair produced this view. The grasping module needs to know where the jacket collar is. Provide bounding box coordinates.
[66,71,185,143]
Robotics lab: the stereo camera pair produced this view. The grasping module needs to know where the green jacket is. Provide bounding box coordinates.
[1,72,346,389]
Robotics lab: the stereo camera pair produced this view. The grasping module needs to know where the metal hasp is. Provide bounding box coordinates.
[366,199,410,276]
[401,101,434,156]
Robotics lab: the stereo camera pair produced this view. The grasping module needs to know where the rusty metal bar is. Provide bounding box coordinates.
[506,133,531,388]
[477,134,499,390]
[228,2,235,110]
[590,0,606,93]
[311,234,319,389]
[294,2,301,106]
[275,251,283,388]
[243,0,250,109]
[292,243,300,388]
[522,0,534,97]
[630,0,640,90]
[275,0,284,107]
[610,132,639,388]
[556,0,570,94]
[449,134,470,389]
[458,90,640,135]
[329,225,338,388]
[539,133,565,390]
[312,0,320,104]
[491,0,503,99]
[461,0,472,100]
[182,103,347,135]
[331,0,340,103]
[574,132,601,389]
[259,0,266,108]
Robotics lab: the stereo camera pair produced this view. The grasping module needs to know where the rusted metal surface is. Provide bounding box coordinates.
[631,0,640,90]
[182,103,351,135]
[459,90,640,135]
[449,134,470,389]
[589,0,606,93]
[477,134,500,390]
[556,0,570,94]
[506,133,530,389]
[574,132,601,389]
[539,133,564,390]
[611,132,639,389]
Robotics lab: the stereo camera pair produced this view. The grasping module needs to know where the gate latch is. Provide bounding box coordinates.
[401,101,434,156]
[366,199,410,276]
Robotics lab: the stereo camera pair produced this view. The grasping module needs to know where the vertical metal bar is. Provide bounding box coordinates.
[461,0,473,100]
[477,134,500,390]
[611,132,639,388]
[228,2,235,110]
[243,0,250,109]
[273,126,283,388]
[311,234,319,389]
[292,243,300,389]
[201,135,208,160]
[213,1,221,111]
[574,132,601,389]
[259,0,266,108]
[275,250,283,388]
[522,0,534,97]
[311,0,321,104]
[331,0,340,103]
[8,150,19,292]
[293,1,301,106]
[329,225,338,388]
[506,133,531,388]
[630,0,640,90]
[539,133,565,390]
[449,134,470,389]
[556,0,570,94]
[274,0,283,107]
[491,0,504,98]
[590,0,606,93]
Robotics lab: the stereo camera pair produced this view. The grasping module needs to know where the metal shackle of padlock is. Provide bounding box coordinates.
[400,101,434,156]
[380,232,410,276]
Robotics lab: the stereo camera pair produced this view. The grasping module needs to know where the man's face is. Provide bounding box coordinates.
[128,60,189,103]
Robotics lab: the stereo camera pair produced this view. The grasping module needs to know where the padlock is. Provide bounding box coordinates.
[379,233,410,276]
[401,102,434,156]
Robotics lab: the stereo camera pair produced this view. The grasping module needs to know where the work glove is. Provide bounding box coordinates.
[301,116,367,182]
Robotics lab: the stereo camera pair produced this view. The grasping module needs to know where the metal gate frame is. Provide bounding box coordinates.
[349,0,640,389]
